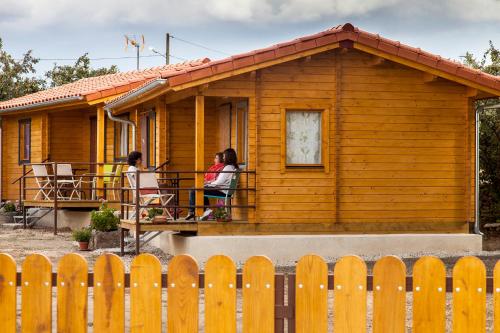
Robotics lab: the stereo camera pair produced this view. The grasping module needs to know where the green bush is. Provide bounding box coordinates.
[73,228,92,242]
[90,204,119,232]
[2,202,16,213]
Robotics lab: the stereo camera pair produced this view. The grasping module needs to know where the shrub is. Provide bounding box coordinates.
[90,204,119,232]
[2,202,16,213]
[73,228,92,242]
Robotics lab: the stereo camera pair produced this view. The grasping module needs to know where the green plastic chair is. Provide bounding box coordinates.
[204,172,240,214]
[103,164,123,200]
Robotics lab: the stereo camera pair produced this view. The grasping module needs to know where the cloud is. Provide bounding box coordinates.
[1,0,500,30]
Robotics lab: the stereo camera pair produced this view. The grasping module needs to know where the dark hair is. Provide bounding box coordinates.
[223,148,239,169]
[127,151,142,166]
[215,152,224,163]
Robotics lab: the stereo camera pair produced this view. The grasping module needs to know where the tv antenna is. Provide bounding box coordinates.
[124,34,145,70]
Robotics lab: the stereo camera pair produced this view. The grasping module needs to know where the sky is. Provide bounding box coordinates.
[1,0,500,76]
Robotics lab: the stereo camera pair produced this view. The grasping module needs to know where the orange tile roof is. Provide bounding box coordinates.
[0,58,210,111]
[144,23,499,94]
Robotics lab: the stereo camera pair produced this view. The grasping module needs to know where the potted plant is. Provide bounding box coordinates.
[73,228,92,251]
[0,201,19,223]
[146,207,166,223]
[213,207,232,222]
[90,204,120,249]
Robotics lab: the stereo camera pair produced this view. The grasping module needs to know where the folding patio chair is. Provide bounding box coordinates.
[55,164,82,200]
[32,165,54,200]
[126,171,175,220]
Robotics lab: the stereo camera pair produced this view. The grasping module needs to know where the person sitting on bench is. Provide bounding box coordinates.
[186,148,239,220]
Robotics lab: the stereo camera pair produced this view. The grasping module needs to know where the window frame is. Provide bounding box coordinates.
[144,110,156,168]
[280,104,330,173]
[113,113,130,162]
[18,118,31,165]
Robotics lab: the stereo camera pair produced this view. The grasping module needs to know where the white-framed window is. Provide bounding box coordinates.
[114,114,129,161]
[280,105,330,172]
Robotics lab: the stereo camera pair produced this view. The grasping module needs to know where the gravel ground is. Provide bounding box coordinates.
[1,227,499,332]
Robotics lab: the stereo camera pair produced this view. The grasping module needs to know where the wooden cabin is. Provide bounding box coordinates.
[105,23,500,235]
[2,23,500,236]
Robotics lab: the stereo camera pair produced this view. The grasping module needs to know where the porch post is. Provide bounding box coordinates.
[155,96,168,165]
[195,94,205,217]
[96,105,105,198]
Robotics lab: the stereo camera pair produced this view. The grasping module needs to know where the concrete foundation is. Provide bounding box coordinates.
[152,233,483,266]
[37,210,91,231]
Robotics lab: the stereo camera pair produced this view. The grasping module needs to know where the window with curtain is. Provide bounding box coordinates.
[114,114,129,161]
[18,119,31,164]
[285,110,322,166]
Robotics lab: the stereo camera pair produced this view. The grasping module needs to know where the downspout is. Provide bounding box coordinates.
[104,79,168,151]
[104,106,137,151]
[474,106,483,235]
[477,102,500,235]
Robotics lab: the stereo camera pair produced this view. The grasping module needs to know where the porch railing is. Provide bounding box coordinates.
[18,161,132,234]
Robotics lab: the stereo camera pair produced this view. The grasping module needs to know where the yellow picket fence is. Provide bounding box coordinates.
[0,252,499,333]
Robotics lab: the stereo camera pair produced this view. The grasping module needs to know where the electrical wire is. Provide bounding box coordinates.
[170,35,230,56]
[17,53,188,62]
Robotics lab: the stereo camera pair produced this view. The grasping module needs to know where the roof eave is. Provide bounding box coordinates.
[105,79,168,112]
[0,95,85,114]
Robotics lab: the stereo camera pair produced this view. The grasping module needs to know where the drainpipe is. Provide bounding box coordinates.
[474,106,483,235]
[104,106,137,151]
[104,79,168,151]
[478,102,500,235]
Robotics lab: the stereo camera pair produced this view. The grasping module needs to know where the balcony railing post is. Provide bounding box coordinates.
[135,170,140,255]
[21,164,26,228]
[53,162,58,235]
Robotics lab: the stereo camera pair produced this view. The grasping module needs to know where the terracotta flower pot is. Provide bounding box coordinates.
[78,242,89,251]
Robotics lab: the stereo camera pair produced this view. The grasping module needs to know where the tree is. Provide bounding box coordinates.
[463,41,500,229]
[0,38,45,101]
[45,53,118,87]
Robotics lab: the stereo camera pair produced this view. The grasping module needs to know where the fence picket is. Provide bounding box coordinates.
[0,254,16,333]
[494,260,500,333]
[413,256,446,333]
[94,253,125,333]
[205,255,236,333]
[452,256,486,333]
[167,254,199,333]
[130,253,162,333]
[21,254,52,333]
[373,256,406,333]
[243,256,275,333]
[333,255,367,333]
[57,253,88,333]
[296,254,328,333]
